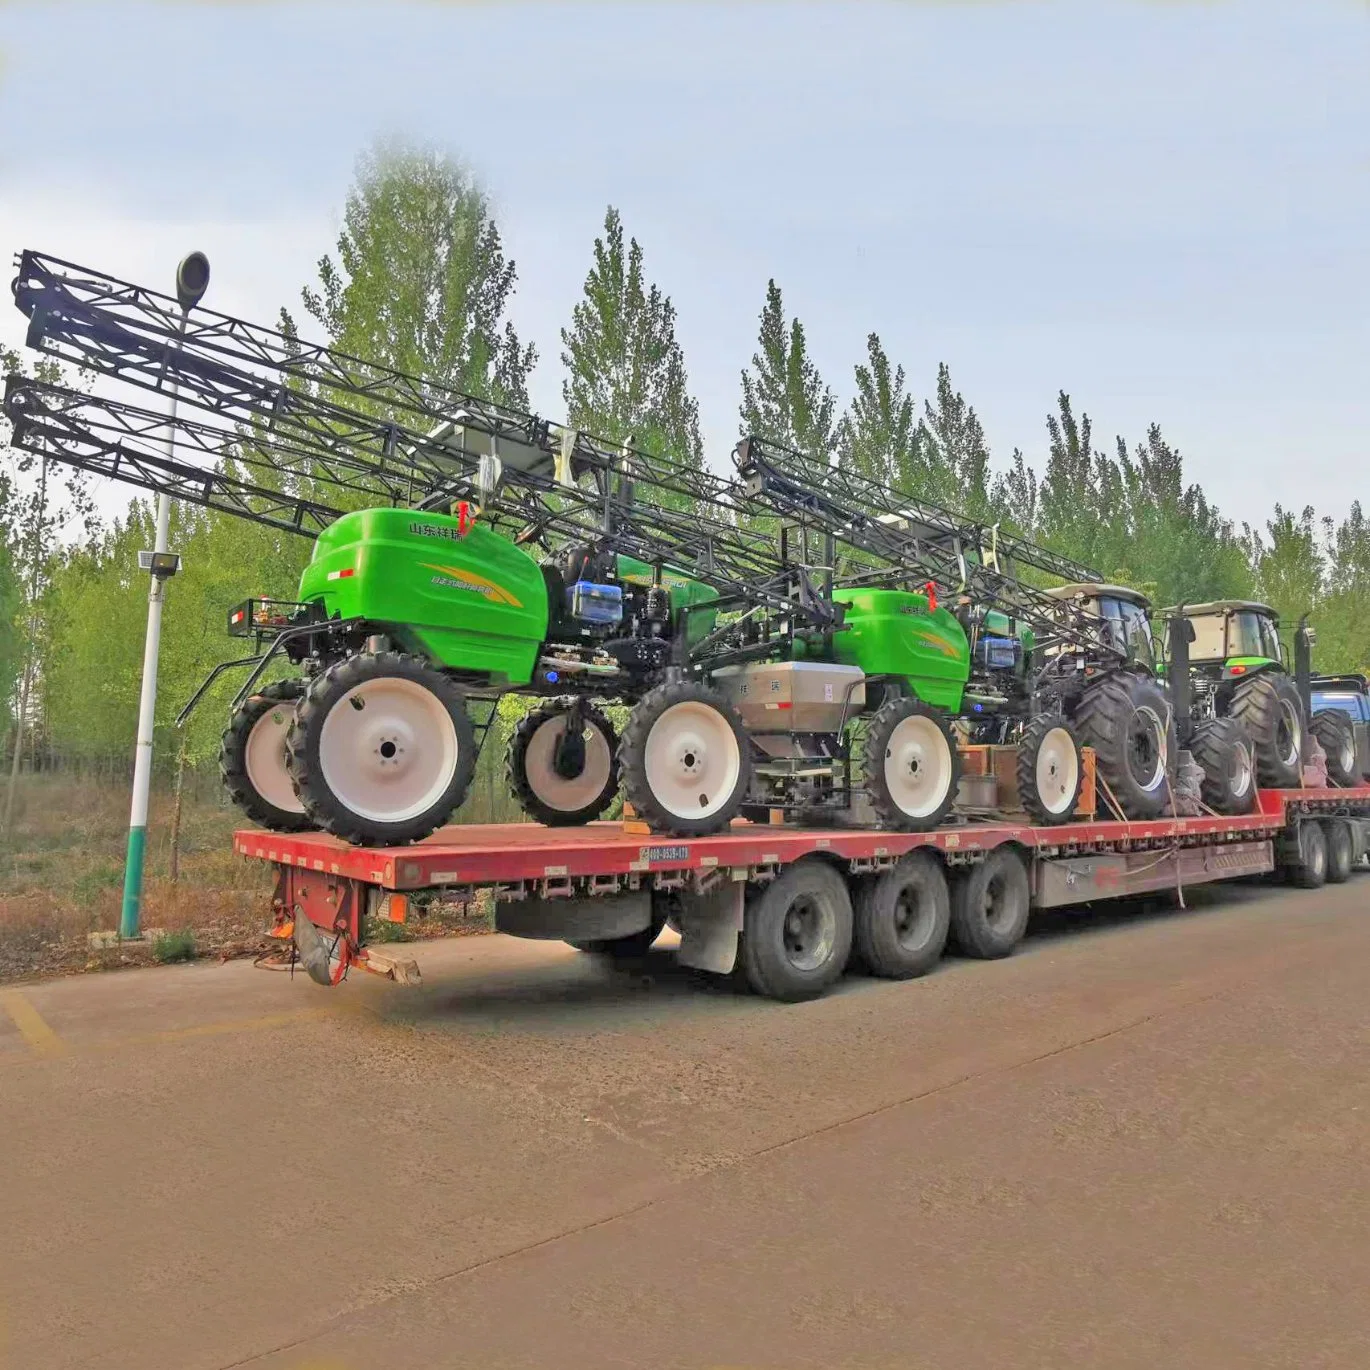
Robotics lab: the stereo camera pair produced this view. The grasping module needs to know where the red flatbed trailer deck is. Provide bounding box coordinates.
[236,786,1370,998]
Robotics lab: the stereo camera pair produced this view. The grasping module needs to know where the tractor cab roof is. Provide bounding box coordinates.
[1160,600,1278,619]
[1045,582,1152,609]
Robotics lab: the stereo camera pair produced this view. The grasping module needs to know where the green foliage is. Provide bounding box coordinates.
[561,206,704,475]
[739,280,836,457]
[837,333,918,489]
[151,928,196,963]
[917,363,993,519]
[289,135,537,410]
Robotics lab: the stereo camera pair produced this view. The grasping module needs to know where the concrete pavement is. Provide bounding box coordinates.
[3,875,1368,1369]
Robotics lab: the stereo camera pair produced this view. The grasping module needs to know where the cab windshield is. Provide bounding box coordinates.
[1230,611,1282,662]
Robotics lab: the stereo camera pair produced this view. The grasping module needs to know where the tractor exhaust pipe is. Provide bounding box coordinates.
[1167,609,1193,747]
[1295,615,1315,761]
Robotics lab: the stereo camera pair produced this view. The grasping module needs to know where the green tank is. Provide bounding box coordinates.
[298,509,549,685]
[829,587,971,712]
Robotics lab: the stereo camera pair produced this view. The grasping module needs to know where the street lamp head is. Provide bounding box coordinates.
[175,252,211,311]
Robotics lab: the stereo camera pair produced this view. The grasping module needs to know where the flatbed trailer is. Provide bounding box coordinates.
[235,786,1370,1000]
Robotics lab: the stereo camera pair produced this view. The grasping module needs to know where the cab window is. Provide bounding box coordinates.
[1187,613,1227,662]
[1099,597,1156,667]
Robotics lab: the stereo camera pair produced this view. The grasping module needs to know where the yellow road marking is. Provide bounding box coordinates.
[121,1005,339,1050]
[0,990,66,1057]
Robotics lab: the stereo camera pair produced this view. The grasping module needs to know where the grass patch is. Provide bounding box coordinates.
[151,929,197,963]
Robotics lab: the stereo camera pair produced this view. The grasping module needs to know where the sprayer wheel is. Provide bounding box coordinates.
[220,679,313,832]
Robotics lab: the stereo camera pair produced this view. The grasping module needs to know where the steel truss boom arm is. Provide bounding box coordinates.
[12,249,733,516]
[4,376,343,538]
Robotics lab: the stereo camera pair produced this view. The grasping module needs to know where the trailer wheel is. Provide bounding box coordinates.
[1230,671,1303,789]
[1189,715,1256,815]
[508,699,619,826]
[287,652,476,846]
[1280,820,1327,889]
[1311,710,1358,787]
[1073,673,1176,820]
[568,908,668,959]
[739,859,854,1002]
[864,696,960,831]
[220,679,314,832]
[1016,715,1082,826]
[619,681,751,836]
[949,847,1031,959]
[852,851,950,979]
[1323,820,1353,884]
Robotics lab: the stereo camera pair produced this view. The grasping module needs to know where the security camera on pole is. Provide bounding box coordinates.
[118,252,210,940]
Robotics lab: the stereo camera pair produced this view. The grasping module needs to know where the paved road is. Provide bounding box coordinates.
[3,875,1368,1370]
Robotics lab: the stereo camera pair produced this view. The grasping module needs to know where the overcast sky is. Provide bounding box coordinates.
[1,0,1366,534]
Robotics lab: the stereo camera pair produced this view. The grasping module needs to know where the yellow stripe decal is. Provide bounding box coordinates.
[422,564,523,608]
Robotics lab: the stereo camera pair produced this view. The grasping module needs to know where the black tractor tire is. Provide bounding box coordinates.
[1323,819,1353,884]
[948,846,1031,960]
[738,859,854,1002]
[568,908,669,958]
[1072,673,1177,820]
[1230,670,1304,789]
[286,651,477,846]
[851,850,950,980]
[1015,715,1083,826]
[619,681,751,837]
[508,699,619,826]
[220,679,314,833]
[1311,709,1358,787]
[1280,820,1327,889]
[1189,715,1257,816]
[863,696,960,831]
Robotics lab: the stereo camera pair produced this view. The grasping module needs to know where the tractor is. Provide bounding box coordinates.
[1160,601,1317,791]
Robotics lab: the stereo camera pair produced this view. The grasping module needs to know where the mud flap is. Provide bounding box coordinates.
[293,913,342,986]
[675,881,745,975]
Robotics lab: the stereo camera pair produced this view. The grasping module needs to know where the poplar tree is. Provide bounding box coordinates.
[287,136,536,409]
[739,279,836,457]
[560,206,703,473]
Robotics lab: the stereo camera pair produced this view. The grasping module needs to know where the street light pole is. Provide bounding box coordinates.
[119,252,209,940]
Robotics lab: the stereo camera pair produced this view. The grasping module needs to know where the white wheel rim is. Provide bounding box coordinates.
[1277,699,1301,767]
[1129,705,1168,792]
[1339,737,1355,774]
[884,714,953,819]
[244,700,305,815]
[318,677,459,824]
[523,714,613,813]
[1230,740,1253,797]
[1035,726,1079,816]
[642,700,741,821]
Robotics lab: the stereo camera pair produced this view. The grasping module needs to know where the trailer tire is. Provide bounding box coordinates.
[852,851,950,980]
[1073,673,1176,820]
[864,696,960,831]
[1281,819,1327,889]
[1016,715,1083,826]
[287,652,476,846]
[949,847,1031,960]
[568,908,668,959]
[1311,709,1358,787]
[508,699,619,826]
[619,681,751,837]
[1323,820,1353,884]
[1189,715,1256,815]
[220,679,314,832]
[739,859,853,1002]
[1230,671,1303,789]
